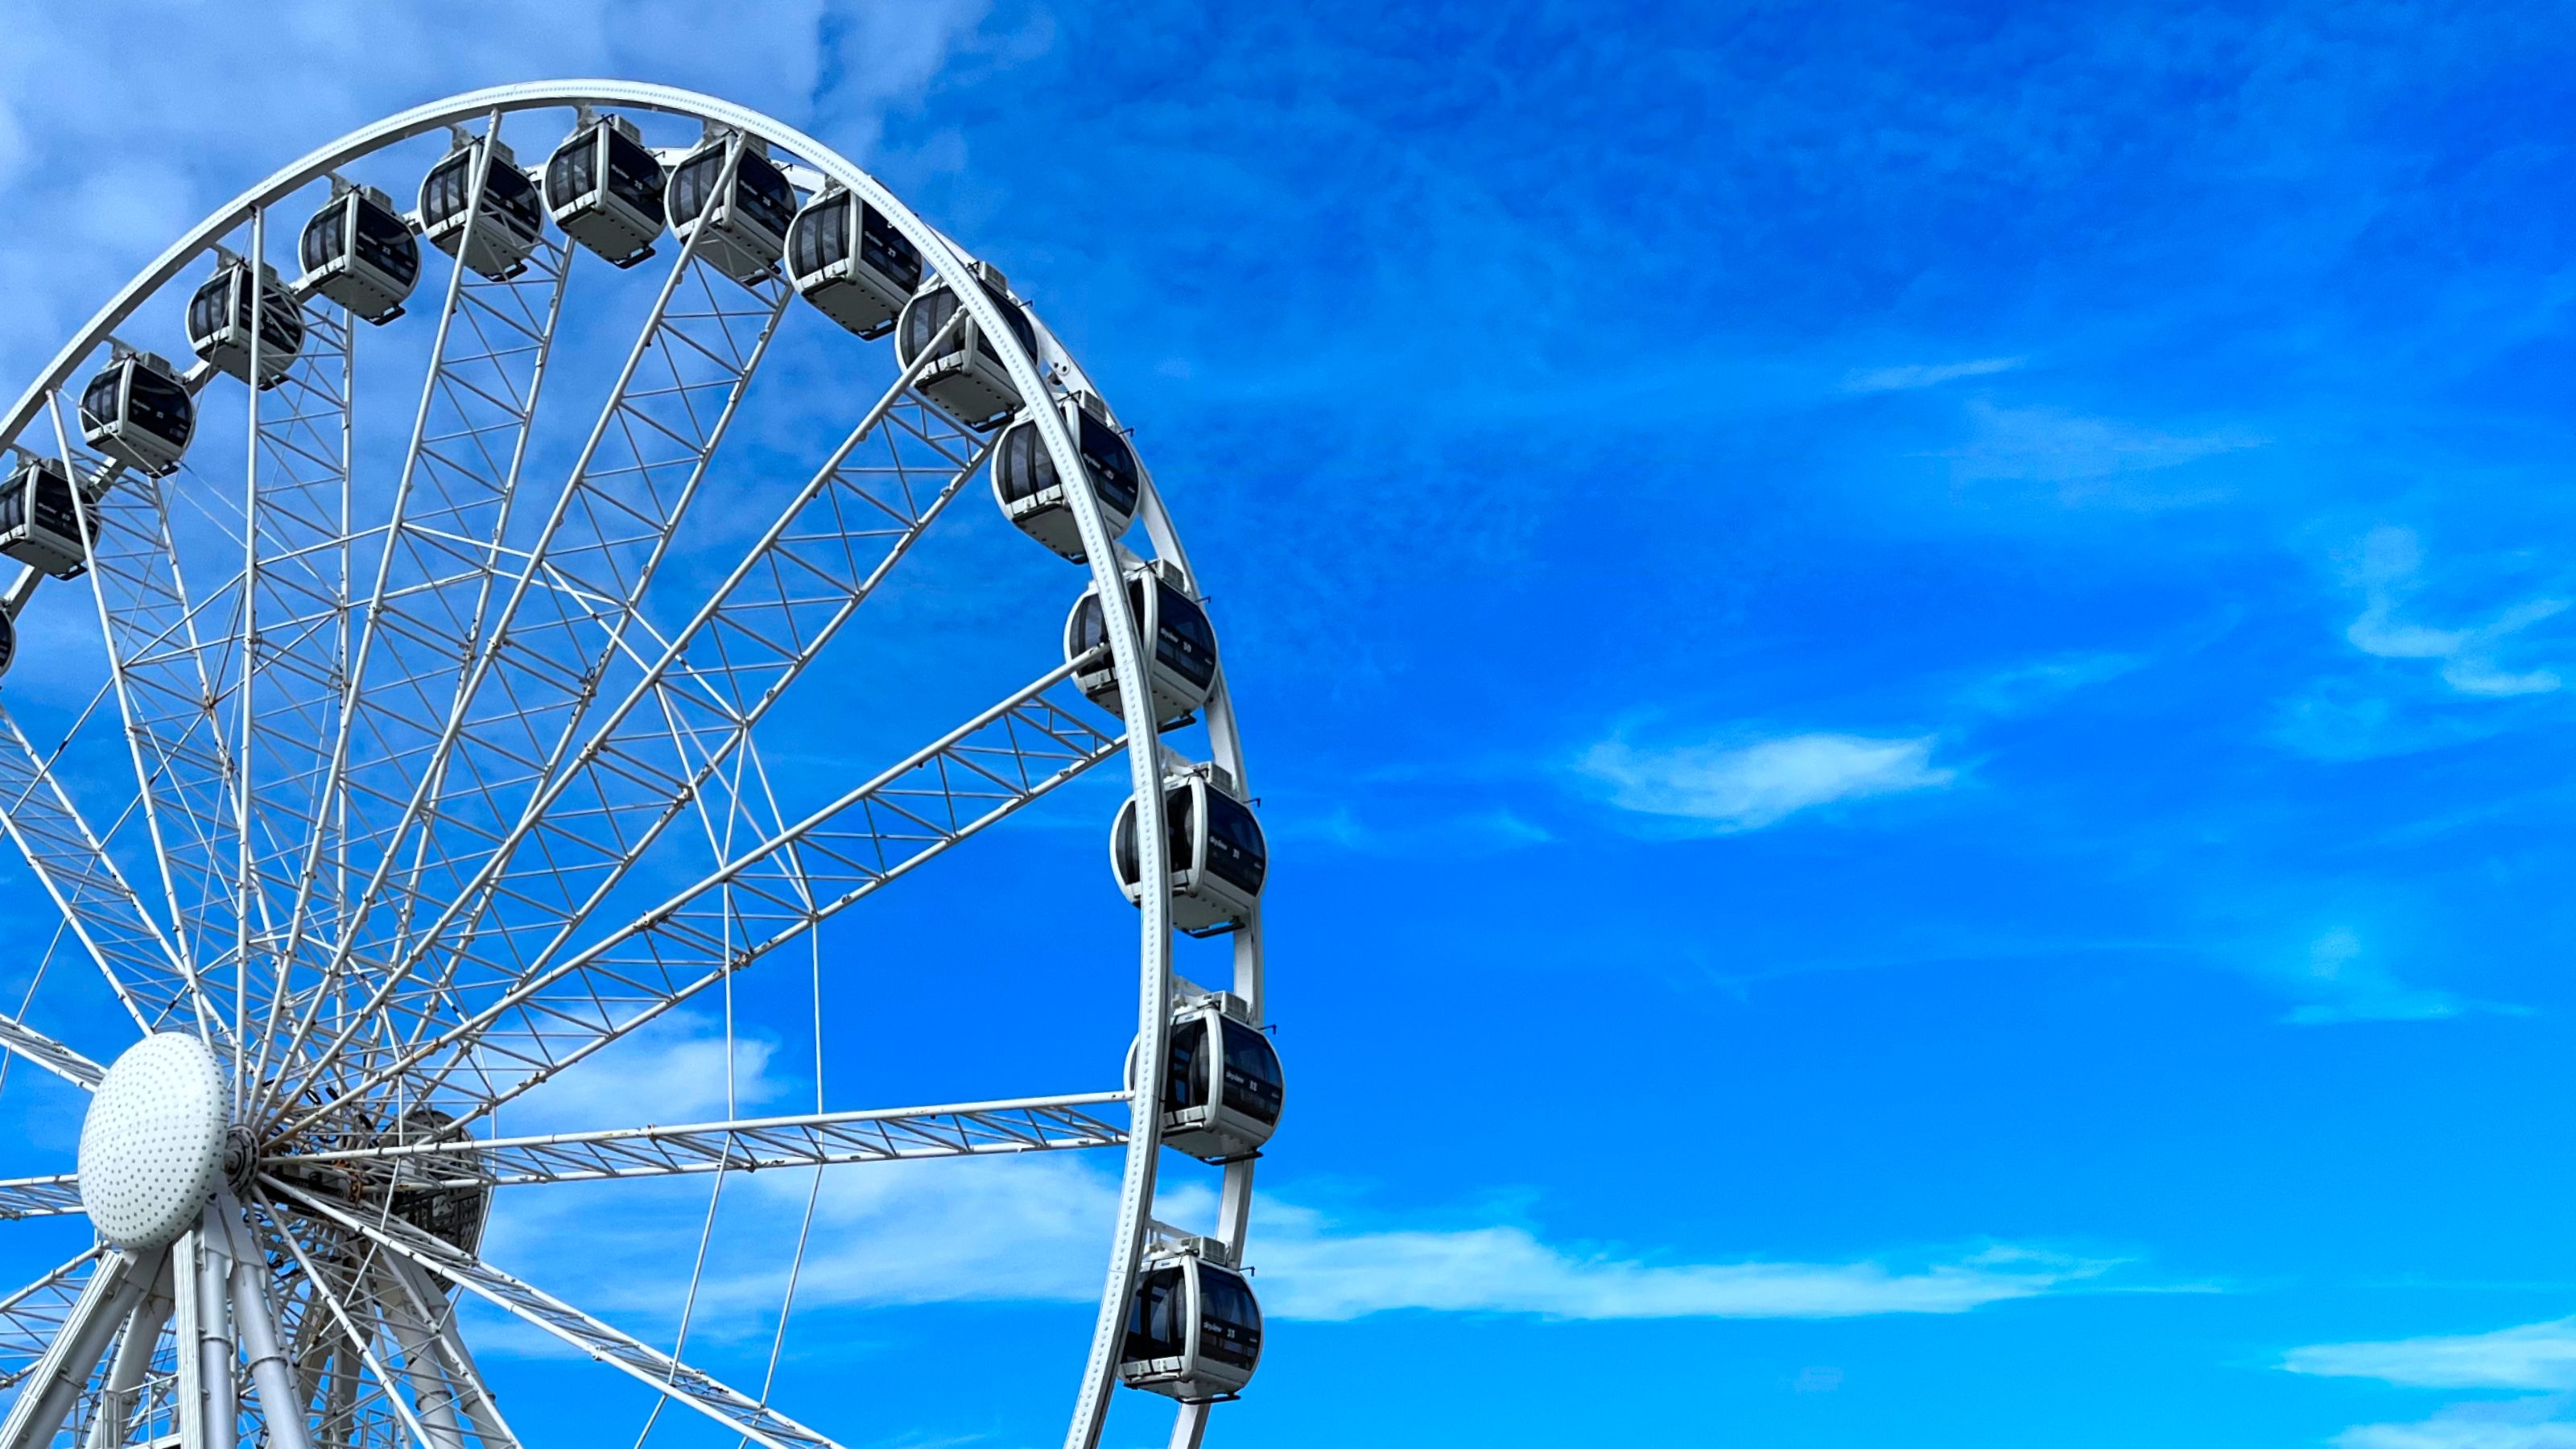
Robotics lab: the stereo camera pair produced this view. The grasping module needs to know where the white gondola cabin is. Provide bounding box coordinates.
[185,259,305,390]
[1119,1245,1263,1402]
[993,391,1139,560]
[0,456,101,579]
[1064,560,1218,727]
[418,134,546,281]
[786,184,923,339]
[1129,993,1284,1162]
[892,262,1036,431]
[0,607,16,681]
[544,113,666,268]
[297,183,420,324]
[1112,766,1266,935]
[78,351,194,476]
[665,132,797,286]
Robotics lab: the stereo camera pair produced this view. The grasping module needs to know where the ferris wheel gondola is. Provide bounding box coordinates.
[786,183,923,340]
[1119,1245,1265,1403]
[1112,765,1268,936]
[894,261,1037,430]
[665,130,797,285]
[0,454,101,579]
[184,258,305,389]
[1066,559,1220,727]
[997,390,1141,560]
[543,111,667,268]
[417,133,546,280]
[76,349,193,476]
[296,182,422,324]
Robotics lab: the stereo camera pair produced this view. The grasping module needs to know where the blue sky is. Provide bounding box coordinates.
[5,2,2576,1447]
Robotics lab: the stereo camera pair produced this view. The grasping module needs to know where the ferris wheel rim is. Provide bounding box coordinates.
[0,80,1268,1449]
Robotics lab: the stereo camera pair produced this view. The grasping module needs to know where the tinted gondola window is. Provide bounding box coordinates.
[857,204,923,291]
[791,193,850,276]
[1218,1019,1284,1127]
[1162,1013,1212,1113]
[1116,783,1197,889]
[1202,791,1267,897]
[353,203,419,285]
[125,369,194,447]
[186,277,227,349]
[1151,584,1217,691]
[1196,1269,1263,1369]
[485,164,543,234]
[1124,1265,1188,1363]
[77,371,122,434]
[1070,588,1107,654]
[547,136,598,202]
[736,155,797,239]
[423,153,473,226]
[299,205,345,274]
[1075,409,1141,515]
[997,419,1045,505]
[899,284,964,364]
[605,129,664,215]
[667,149,717,227]
[230,279,305,357]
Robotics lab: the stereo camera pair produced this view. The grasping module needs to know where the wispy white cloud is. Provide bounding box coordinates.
[470,1154,2107,1356]
[1844,356,2024,392]
[502,1013,789,1132]
[2277,926,2499,1026]
[2289,1317,2576,1389]
[1246,1205,2112,1321]
[1947,401,2257,502]
[2330,1399,2576,1449]
[1578,732,1953,832]
[2343,527,2566,697]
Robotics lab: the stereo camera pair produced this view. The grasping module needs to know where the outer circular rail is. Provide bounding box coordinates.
[0,81,1266,1449]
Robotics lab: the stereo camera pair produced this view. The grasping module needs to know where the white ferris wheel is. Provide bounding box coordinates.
[0,81,1278,1449]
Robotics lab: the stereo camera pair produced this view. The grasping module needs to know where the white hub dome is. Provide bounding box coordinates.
[77,1032,227,1250]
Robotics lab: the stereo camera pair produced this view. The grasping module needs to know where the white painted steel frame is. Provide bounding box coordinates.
[0,80,1266,1449]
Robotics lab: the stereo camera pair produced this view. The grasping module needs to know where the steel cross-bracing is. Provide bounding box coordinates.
[282,653,1122,1140]
[269,1180,849,1449]
[0,703,204,1038]
[273,306,985,1133]
[0,80,1267,1449]
[275,1092,1128,1190]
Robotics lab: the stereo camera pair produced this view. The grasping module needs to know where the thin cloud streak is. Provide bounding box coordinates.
[1578,732,1954,832]
[2289,1317,2576,1389]
[1844,356,2024,392]
[2343,527,2566,698]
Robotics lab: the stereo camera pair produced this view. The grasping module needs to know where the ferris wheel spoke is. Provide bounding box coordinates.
[372,246,795,966]
[279,1092,1129,1191]
[0,1245,151,1449]
[0,1176,82,1221]
[0,702,207,1036]
[258,1206,458,1449]
[279,657,1119,1137]
[0,1011,101,1091]
[266,1179,851,1449]
[238,299,363,1077]
[272,182,799,1121]
[371,1255,517,1449]
[0,1248,108,1391]
[57,415,252,1009]
[283,113,572,1075]
[268,365,981,1125]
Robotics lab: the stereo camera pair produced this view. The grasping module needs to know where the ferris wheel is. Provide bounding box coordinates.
[0,81,1278,1449]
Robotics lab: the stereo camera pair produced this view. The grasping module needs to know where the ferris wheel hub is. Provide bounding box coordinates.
[76,1031,228,1250]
